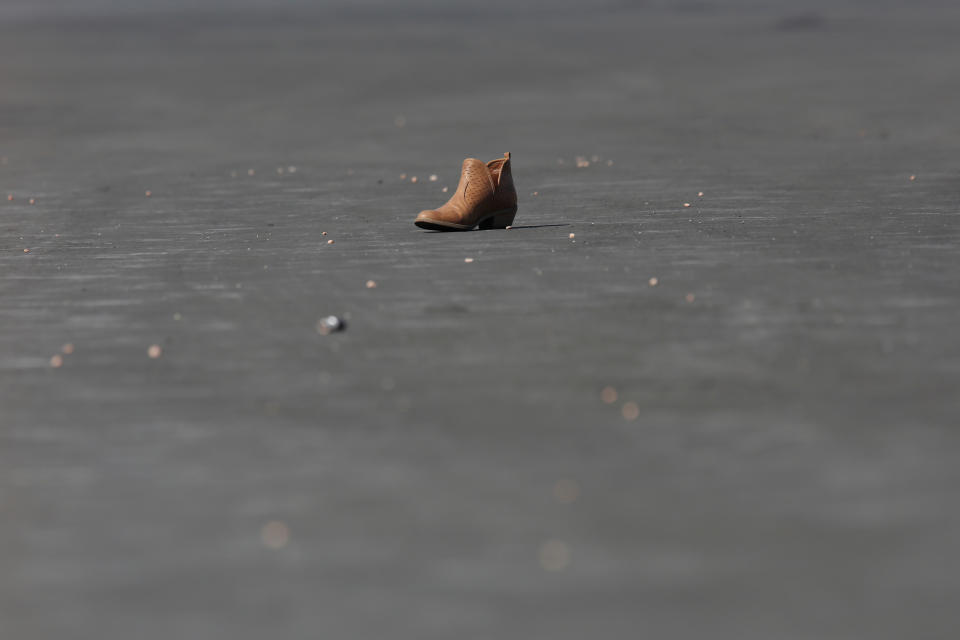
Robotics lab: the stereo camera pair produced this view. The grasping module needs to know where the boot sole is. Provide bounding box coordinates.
[414,208,517,232]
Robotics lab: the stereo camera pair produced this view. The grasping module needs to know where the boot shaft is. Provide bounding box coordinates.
[486,152,517,211]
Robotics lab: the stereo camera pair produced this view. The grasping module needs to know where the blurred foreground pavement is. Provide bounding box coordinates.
[1,1,959,638]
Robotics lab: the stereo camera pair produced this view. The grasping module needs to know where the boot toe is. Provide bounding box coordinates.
[414,209,446,230]
[414,209,470,231]
[416,209,440,222]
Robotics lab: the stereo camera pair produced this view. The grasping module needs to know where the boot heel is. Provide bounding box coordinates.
[479,208,517,230]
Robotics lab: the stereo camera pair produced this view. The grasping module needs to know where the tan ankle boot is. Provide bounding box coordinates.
[414,152,518,231]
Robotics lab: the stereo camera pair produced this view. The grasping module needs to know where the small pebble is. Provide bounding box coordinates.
[276,167,285,175]
[327,239,334,245]
[247,169,255,176]
[685,293,696,303]
[698,191,704,197]
[50,354,63,368]
[61,343,75,355]
[6,194,12,201]
[575,156,590,168]
[539,540,571,572]
[532,191,539,196]
[909,175,916,181]
[554,479,580,504]
[622,402,640,421]
[648,277,659,287]
[400,173,407,180]
[606,159,614,166]
[23,248,30,253]
[288,166,297,173]
[683,202,691,208]
[464,257,474,263]
[429,174,438,182]
[147,344,163,359]
[29,198,35,205]
[145,190,151,197]
[366,280,377,289]
[316,315,345,335]
[321,231,327,236]
[569,233,576,239]
[600,386,618,404]
[505,225,512,230]
[261,521,289,550]
[410,176,418,183]
[442,187,448,193]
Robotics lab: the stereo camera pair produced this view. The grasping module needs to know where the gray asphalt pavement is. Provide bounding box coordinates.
[2,1,959,638]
